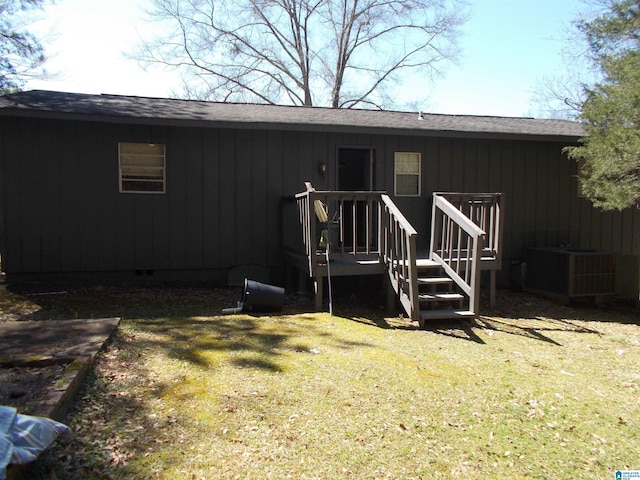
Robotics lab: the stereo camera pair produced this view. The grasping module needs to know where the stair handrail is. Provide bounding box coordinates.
[430,194,486,314]
[381,194,420,322]
[436,192,503,269]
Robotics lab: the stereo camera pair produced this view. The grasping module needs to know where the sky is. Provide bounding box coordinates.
[26,0,587,118]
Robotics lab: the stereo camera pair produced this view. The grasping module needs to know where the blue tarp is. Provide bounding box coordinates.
[0,406,69,480]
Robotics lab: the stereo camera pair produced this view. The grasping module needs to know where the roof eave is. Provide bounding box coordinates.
[0,107,585,142]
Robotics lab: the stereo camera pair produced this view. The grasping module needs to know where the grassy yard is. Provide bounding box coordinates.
[15,285,640,479]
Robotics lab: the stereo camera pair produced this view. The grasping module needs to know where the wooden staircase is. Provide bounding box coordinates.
[415,258,475,324]
[283,186,502,325]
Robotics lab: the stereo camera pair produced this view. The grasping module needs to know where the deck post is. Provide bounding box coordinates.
[298,268,306,293]
[385,274,395,312]
[489,270,496,307]
[314,275,323,311]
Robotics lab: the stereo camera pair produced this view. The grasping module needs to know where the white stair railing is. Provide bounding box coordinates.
[430,194,486,315]
[381,194,420,322]
[436,192,503,268]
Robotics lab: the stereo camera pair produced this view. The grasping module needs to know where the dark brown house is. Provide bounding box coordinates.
[1,90,638,313]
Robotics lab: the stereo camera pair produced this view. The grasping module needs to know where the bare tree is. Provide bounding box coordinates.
[532,0,607,119]
[133,0,467,108]
[532,54,597,120]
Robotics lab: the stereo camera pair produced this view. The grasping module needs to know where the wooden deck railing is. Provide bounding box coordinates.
[285,187,422,319]
[285,186,498,319]
[430,194,486,315]
[288,187,385,278]
[381,194,420,321]
[282,196,305,258]
[435,192,503,269]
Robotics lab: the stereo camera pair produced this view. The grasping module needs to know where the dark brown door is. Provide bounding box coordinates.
[337,148,375,250]
[337,148,374,191]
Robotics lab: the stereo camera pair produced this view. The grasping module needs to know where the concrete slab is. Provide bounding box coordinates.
[0,318,120,361]
[0,317,120,421]
[1,318,121,478]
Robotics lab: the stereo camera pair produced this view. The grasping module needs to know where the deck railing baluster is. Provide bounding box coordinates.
[366,199,371,255]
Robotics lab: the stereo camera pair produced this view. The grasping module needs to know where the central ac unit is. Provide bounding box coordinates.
[525,247,616,301]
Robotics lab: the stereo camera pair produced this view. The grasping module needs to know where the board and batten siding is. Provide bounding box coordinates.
[0,117,323,281]
[374,134,640,287]
[1,115,640,287]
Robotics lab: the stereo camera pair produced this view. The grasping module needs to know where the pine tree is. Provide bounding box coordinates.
[0,0,48,94]
[565,0,640,210]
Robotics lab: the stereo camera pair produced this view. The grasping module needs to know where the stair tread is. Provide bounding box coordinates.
[418,277,453,284]
[395,258,439,269]
[416,258,440,268]
[419,292,464,301]
[420,309,475,320]
[433,253,497,262]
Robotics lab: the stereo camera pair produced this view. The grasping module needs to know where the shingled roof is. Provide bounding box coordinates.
[0,90,585,141]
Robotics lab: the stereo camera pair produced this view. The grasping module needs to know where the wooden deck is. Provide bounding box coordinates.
[283,250,386,278]
[283,186,503,321]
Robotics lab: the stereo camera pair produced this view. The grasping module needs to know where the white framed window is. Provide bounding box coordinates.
[118,142,166,193]
[394,152,421,196]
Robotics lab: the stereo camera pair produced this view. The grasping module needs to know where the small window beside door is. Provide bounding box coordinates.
[118,142,166,193]
[394,152,421,197]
